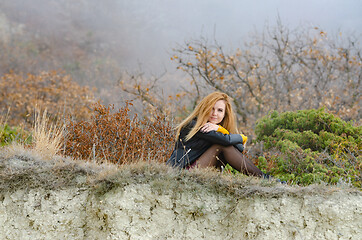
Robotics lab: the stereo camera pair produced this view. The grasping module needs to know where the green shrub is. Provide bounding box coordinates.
[0,124,31,146]
[255,108,361,188]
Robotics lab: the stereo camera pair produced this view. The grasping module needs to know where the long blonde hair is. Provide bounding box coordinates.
[175,92,238,141]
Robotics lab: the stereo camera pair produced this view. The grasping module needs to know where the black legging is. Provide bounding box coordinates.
[195,144,264,177]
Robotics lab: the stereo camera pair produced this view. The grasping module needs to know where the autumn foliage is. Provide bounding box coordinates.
[0,71,95,129]
[63,102,174,165]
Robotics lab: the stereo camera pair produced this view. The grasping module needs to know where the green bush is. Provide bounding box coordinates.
[255,108,361,188]
[0,124,31,146]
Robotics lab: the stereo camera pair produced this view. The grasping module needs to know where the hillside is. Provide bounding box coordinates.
[0,145,361,240]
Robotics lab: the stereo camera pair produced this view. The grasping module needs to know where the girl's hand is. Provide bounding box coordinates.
[200,122,219,133]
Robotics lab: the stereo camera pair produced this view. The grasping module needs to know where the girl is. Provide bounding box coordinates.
[167,92,265,177]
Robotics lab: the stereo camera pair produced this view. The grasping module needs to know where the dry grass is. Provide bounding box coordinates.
[1,142,359,198]
[1,108,359,195]
[0,116,4,143]
[32,109,64,159]
[0,107,9,129]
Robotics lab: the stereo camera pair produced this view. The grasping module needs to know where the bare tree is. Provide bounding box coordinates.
[171,22,361,131]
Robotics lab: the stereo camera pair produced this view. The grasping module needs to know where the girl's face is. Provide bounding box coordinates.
[208,100,226,124]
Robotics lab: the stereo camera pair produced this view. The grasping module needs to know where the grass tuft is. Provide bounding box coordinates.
[32,109,64,159]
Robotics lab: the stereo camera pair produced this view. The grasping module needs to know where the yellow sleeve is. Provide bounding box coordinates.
[218,126,248,145]
[217,125,229,134]
[240,134,248,145]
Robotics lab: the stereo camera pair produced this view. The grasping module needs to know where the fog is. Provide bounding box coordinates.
[1,0,361,74]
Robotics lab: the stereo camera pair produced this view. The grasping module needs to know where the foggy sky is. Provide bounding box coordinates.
[1,0,361,73]
[123,0,362,72]
[115,0,362,72]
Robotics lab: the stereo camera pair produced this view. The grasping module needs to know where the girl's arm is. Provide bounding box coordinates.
[217,125,247,144]
[195,130,244,146]
[201,123,247,152]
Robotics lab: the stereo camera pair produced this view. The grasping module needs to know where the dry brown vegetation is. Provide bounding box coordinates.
[0,70,174,166]
[0,71,95,129]
[63,102,174,165]
[3,142,353,196]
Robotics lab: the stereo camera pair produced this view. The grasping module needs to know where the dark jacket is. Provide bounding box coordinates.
[166,120,245,169]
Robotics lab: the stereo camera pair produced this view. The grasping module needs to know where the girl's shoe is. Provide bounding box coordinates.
[262,173,287,184]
